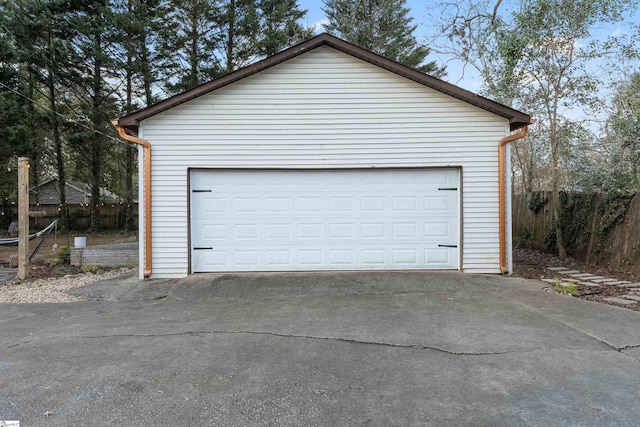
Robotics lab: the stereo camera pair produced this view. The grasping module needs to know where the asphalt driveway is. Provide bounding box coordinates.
[1,271,640,426]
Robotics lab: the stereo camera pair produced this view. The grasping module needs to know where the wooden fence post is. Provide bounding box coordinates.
[18,157,29,279]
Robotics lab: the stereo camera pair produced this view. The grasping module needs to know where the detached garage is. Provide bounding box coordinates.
[114,33,531,279]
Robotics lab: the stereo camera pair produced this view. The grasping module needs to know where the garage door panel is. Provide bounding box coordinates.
[361,196,385,212]
[298,197,323,212]
[425,248,452,265]
[299,249,322,265]
[425,220,457,240]
[192,196,226,216]
[362,249,385,265]
[267,250,290,265]
[329,223,355,239]
[235,198,259,213]
[329,196,355,212]
[191,169,459,272]
[362,222,385,238]
[193,246,458,272]
[299,223,323,239]
[392,196,418,212]
[202,224,227,240]
[266,223,292,239]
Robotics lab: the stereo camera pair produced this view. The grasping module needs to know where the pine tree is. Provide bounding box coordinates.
[112,0,162,230]
[323,0,443,76]
[67,0,120,231]
[255,0,314,57]
[216,0,260,74]
[0,10,42,227]
[1,0,81,229]
[159,0,221,93]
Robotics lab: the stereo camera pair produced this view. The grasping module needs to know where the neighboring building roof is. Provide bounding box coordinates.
[30,178,128,205]
[116,33,531,132]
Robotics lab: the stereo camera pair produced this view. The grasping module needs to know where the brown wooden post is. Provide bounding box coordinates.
[18,157,29,279]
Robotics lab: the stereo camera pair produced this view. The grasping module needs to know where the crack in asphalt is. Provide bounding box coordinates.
[513,301,640,363]
[620,346,640,363]
[4,329,559,356]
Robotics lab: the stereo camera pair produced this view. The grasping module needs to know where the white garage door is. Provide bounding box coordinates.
[190,169,459,272]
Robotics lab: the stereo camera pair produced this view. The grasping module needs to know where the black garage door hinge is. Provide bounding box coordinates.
[438,244,458,248]
[192,189,212,193]
[438,187,458,191]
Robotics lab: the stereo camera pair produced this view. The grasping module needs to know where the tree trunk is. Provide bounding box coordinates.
[48,71,68,230]
[26,76,41,227]
[226,0,236,73]
[550,125,567,258]
[89,32,103,232]
[189,7,200,87]
[141,37,153,106]
[124,44,135,231]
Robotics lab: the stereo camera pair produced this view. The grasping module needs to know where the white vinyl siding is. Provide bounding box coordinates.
[141,46,509,278]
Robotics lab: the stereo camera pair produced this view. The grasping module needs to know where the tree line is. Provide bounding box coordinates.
[432,0,639,257]
[0,0,439,232]
[0,0,315,231]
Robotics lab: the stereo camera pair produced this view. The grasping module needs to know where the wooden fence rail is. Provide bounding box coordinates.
[2,204,138,231]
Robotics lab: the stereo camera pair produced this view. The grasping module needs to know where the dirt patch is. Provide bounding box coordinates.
[0,232,137,266]
[513,248,640,311]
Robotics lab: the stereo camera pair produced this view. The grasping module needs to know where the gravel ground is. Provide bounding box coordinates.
[0,268,136,303]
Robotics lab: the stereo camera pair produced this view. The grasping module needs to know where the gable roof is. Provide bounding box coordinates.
[116,33,531,132]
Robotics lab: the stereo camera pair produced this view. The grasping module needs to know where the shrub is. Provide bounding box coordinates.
[57,245,70,264]
[81,264,100,274]
[553,278,579,296]
[55,265,74,276]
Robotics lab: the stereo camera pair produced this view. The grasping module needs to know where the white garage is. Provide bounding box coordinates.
[190,168,459,272]
[114,33,531,279]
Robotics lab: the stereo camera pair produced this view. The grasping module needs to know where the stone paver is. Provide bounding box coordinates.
[575,281,600,287]
[568,273,594,278]
[540,271,638,292]
[590,278,614,283]
[603,297,637,305]
[541,278,582,288]
[621,295,640,302]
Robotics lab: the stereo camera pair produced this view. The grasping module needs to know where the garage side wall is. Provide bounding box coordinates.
[141,46,508,278]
